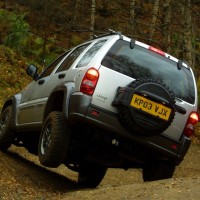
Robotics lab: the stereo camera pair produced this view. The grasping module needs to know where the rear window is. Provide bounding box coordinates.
[102,40,195,104]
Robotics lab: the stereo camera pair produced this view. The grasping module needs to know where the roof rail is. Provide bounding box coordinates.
[91,29,122,40]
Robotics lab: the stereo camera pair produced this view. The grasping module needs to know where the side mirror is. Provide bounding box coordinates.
[26,64,38,80]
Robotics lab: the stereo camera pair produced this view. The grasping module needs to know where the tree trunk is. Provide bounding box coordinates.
[130,0,136,36]
[42,0,47,67]
[72,0,80,26]
[183,0,192,66]
[130,0,135,20]
[150,0,160,40]
[162,0,171,52]
[191,18,196,70]
[90,0,96,38]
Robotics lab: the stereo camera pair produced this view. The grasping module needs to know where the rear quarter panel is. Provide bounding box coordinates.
[91,66,134,113]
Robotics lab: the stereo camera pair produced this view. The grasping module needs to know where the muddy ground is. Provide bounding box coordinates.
[0,138,200,200]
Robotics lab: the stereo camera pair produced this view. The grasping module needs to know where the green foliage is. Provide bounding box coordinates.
[0,45,31,108]
[0,9,29,47]
[0,9,65,67]
[0,9,64,108]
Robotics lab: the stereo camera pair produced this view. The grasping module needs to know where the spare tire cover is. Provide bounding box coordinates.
[113,79,176,137]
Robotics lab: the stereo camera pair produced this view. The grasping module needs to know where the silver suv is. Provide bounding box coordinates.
[0,30,199,188]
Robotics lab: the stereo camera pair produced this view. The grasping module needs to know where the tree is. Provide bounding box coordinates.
[130,0,136,20]
[182,0,193,66]
[162,0,171,52]
[149,0,160,40]
[90,0,96,37]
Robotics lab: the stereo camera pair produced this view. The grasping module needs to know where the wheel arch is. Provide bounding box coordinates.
[1,94,21,130]
[1,99,13,113]
[43,82,75,121]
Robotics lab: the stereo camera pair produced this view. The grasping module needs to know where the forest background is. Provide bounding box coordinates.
[0,0,200,109]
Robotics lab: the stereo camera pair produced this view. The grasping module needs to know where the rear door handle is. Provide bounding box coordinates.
[58,73,66,79]
[38,79,45,85]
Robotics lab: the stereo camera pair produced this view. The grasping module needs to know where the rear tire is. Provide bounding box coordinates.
[38,111,71,168]
[78,165,107,188]
[143,160,176,182]
[0,106,15,150]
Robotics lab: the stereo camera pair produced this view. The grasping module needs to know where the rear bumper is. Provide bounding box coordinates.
[68,93,191,165]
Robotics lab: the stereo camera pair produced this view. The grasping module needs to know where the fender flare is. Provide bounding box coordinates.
[1,94,22,131]
[43,82,75,121]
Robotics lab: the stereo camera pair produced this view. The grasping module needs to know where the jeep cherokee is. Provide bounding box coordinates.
[0,30,199,188]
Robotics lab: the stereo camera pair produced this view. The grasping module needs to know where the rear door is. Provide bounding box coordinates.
[91,39,196,140]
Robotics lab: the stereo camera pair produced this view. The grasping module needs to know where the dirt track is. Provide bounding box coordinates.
[0,141,200,200]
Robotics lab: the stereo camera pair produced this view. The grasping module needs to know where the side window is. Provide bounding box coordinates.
[39,51,68,79]
[76,39,107,68]
[56,43,91,73]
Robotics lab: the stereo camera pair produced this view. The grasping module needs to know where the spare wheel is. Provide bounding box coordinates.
[112,79,176,137]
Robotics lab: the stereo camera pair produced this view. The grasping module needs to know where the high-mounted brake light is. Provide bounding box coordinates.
[148,46,165,56]
[183,112,199,137]
[80,68,99,95]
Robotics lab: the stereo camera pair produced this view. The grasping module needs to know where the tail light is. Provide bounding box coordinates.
[80,68,99,95]
[183,112,199,137]
[148,46,165,56]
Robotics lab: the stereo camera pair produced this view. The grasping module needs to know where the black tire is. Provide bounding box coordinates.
[113,78,176,136]
[0,106,15,150]
[143,160,176,182]
[38,111,71,168]
[78,165,107,188]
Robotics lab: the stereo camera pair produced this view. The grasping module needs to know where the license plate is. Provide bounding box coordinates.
[130,94,171,121]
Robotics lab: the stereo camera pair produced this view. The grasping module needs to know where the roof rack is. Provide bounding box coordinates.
[92,29,122,40]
